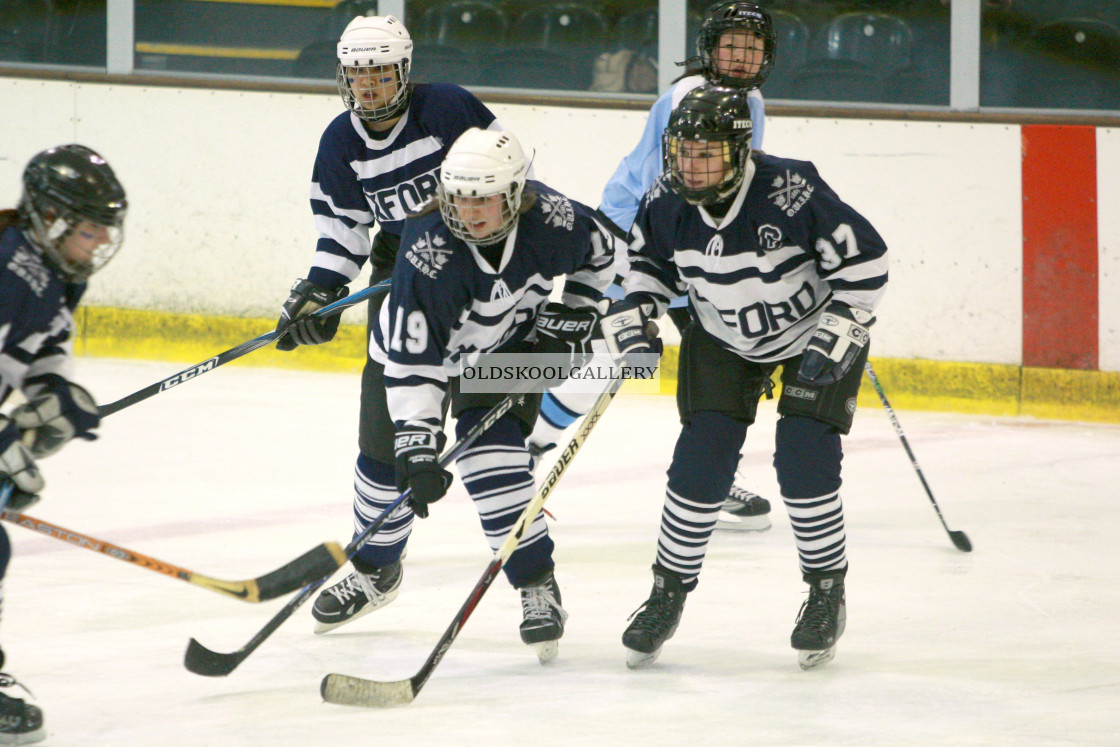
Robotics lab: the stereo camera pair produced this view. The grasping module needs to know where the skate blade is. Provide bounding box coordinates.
[313,586,401,634]
[313,604,377,634]
[534,640,559,664]
[716,511,772,532]
[797,646,837,671]
[625,647,662,669]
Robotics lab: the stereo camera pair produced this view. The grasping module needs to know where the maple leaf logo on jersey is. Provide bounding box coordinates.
[405,231,453,279]
[768,170,815,217]
[538,192,574,230]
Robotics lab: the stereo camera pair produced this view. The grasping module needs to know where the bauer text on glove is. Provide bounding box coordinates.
[534,302,599,363]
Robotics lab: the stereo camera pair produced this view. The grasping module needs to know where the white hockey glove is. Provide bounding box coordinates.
[0,416,44,512]
[797,301,874,387]
[599,298,662,365]
[275,278,349,351]
[11,378,101,458]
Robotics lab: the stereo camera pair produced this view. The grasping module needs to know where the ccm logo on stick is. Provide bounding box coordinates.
[160,358,219,390]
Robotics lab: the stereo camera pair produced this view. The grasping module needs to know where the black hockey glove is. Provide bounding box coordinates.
[11,376,100,458]
[599,298,663,365]
[0,417,44,512]
[394,427,452,519]
[534,302,599,363]
[797,301,874,387]
[275,279,350,351]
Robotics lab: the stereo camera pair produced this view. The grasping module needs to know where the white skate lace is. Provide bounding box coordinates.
[727,486,762,503]
[327,573,378,605]
[521,585,565,623]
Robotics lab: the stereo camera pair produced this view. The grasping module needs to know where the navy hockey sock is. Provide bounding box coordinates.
[774,416,847,573]
[352,453,412,568]
[656,412,747,589]
[456,408,553,588]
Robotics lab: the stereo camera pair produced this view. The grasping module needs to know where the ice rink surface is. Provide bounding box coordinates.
[3,358,1118,746]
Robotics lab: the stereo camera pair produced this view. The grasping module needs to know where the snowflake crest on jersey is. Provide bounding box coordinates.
[768,170,814,217]
[405,231,452,278]
[538,192,574,230]
[7,246,51,296]
[646,174,670,203]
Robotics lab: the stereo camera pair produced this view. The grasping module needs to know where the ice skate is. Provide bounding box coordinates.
[791,570,846,670]
[0,673,44,745]
[312,559,402,633]
[519,569,568,663]
[716,486,772,531]
[622,565,687,669]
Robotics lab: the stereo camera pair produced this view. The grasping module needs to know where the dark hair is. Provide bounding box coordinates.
[0,208,22,233]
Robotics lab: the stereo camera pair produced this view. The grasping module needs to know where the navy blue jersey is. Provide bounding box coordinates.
[307,83,498,289]
[371,182,617,429]
[625,153,888,363]
[0,226,85,407]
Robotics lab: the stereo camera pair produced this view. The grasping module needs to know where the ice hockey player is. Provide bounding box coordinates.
[311,127,615,663]
[534,1,777,531]
[603,84,887,671]
[0,143,127,743]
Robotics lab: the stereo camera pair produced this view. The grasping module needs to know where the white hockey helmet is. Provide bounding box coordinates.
[438,128,529,245]
[336,15,414,122]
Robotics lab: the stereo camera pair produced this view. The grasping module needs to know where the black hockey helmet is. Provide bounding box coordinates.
[696,1,775,89]
[20,144,127,281]
[663,84,754,206]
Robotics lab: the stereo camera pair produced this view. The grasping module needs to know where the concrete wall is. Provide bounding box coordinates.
[2,76,1116,371]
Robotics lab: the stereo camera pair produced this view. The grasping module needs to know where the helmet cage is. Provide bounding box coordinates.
[336,15,414,122]
[697,1,776,89]
[663,87,753,205]
[20,145,127,282]
[437,130,528,245]
[438,187,521,246]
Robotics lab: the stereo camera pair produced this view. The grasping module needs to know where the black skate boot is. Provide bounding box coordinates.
[0,673,44,745]
[717,486,772,532]
[312,559,402,634]
[518,569,568,663]
[791,569,847,670]
[622,565,687,669]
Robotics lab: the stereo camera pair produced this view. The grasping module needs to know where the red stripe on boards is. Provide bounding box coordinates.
[1021,125,1098,370]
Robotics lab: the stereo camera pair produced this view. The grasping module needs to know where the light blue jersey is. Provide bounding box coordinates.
[600,75,766,236]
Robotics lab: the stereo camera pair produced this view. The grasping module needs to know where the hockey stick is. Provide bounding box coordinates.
[97,279,390,417]
[864,361,972,553]
[0,510,347,601]
[321,373,628,707]
[183,390,525,677]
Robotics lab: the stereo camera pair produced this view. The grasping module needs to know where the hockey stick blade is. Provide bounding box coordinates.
[245,541,348,601]
[863,362,973,553]
[0,510,345,602]
[185,637,246,678]
[321,674,415,707]
[949,530,972,553]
